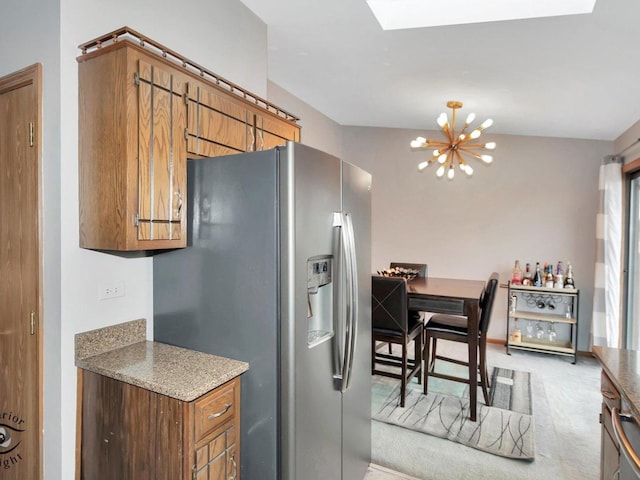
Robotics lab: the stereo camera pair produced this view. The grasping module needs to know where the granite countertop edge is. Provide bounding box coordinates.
[76,340,249,402]
[593,345,640,419]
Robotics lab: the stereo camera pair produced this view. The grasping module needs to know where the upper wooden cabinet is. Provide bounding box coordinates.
[78,28,300,251]
[78,42,188,250]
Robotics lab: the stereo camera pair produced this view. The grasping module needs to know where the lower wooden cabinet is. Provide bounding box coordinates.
[78,371,241,480]
[600,370,620,480]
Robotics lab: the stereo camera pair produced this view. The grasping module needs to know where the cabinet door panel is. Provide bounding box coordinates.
[137,59,186,241]
[187,84,251,156]
[255,114,299,151]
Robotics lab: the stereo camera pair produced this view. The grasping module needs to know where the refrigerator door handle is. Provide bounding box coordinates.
[332,212,359,393]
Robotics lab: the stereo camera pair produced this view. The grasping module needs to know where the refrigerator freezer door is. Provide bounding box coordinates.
[280,143,343,480]
[341,160,372,480]
[153,150,280,480]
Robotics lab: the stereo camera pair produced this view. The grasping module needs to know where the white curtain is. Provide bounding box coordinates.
[591,156,623,348]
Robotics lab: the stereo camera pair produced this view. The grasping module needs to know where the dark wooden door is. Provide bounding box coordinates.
[0,64,42,479]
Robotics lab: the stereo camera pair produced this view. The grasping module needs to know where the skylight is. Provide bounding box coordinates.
[366,0,597,30]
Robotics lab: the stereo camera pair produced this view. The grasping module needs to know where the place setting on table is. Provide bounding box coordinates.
[375,266,421,281]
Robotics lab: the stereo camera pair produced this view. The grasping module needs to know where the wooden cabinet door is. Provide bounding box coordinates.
[255,113,300,151]
[80,372,184,480]
[137,59,187,242]
[186,83,253,157]
[194,425,237,480]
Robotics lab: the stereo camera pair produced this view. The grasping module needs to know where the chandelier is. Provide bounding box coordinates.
[410,101,496,180]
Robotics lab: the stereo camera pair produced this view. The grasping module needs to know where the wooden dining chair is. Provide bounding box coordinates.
[386,262,427,353]
[423,272,499,406]
[371,275,423,407]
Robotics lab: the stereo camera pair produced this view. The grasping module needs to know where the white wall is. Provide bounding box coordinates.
[55,2,266,479]
[0,1,63,477]
[342,126,612,349]
[268,80,343,158]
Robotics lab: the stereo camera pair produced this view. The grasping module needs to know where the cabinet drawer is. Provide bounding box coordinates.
[601,371,621,411]
[194,380,237,442]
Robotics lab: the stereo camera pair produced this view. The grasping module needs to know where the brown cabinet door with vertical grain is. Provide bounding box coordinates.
[186,81,253,157]
[137,59,187,242]
[0,64,42,480]
[254,113,300,151]
[81,372,183,480]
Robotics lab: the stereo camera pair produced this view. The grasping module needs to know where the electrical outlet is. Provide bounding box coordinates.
[99,281,125,300]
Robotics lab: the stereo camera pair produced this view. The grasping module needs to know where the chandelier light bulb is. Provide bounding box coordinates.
[411,101,496,181]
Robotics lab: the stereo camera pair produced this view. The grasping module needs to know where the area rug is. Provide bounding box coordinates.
[372,367,535,461]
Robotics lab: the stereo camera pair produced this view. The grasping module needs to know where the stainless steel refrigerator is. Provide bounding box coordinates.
[153,142,372,480]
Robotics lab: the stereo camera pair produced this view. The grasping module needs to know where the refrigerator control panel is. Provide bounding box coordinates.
[307,255,332,293]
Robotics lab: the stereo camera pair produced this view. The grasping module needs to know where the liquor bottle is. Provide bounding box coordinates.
[564,262,575,288]
[532,262,543,287]
[544,264,554,288]
[554,261,564,289]
[511,260,522,285]
[522,263,533,286]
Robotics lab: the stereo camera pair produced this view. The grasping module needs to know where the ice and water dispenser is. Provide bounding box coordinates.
[307,255,334,347]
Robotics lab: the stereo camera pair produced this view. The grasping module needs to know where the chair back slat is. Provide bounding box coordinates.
[371,275,408,332]
[479,272,499,334]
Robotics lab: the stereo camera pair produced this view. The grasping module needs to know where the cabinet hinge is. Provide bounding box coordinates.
[134,213,139,227]
[134,72,140,86]
[192,465,197,480]
[183,92,189,105]
[30,311,36,335]
[184,128,189,141]
[29,122,34,147]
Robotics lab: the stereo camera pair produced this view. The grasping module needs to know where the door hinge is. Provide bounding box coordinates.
[134,72,140,86]
[30,311,36,335]
[29,122,34,147]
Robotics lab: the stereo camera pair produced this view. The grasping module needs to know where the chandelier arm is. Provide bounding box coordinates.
[454,150,467,167]
[458,142,488,149]
[441,124,454,143]
[425,140,451,148]
[457,148,485,160]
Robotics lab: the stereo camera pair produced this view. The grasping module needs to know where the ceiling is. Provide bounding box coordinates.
[239,0,640,141]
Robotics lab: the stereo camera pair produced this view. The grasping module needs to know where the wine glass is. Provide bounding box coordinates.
[536,322,545,340]
[548,323,557,343]
[525,321,534,339]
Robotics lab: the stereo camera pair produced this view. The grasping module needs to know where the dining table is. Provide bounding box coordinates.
[406,276,487,421]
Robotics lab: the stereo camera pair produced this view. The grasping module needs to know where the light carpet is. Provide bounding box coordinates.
[372,367,535,460]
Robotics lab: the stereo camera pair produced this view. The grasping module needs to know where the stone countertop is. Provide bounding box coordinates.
[593,345,640,418]
[76,340,249,402]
